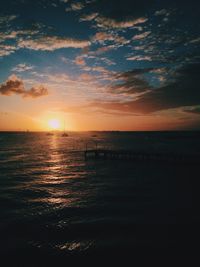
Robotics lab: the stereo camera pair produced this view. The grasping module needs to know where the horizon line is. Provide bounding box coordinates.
[0,130,200,133]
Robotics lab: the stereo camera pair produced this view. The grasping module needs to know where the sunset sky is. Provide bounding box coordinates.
[0,0,200,131]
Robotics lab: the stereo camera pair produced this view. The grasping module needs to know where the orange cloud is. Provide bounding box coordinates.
[0,44,17,57]
[132,31,151,40]
[80,12,98,21]
[71,2,84,11]
[18,36,90,51]
[127,55,152,61]
[79,73,94,81]
[75,56,86,65]
[92,32,128,45]
[95,16,148,29]
[0,75,48,98]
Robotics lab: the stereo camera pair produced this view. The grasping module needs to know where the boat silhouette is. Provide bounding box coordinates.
[62,132,69,137]
[61,120,69,137]
[46,132,54,136]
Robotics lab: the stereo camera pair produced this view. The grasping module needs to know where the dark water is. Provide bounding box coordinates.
[0,132,200,265]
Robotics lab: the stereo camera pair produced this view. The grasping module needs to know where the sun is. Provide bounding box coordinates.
[48,119,61,130]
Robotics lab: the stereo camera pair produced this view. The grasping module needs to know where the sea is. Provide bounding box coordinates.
[0,131,200,266]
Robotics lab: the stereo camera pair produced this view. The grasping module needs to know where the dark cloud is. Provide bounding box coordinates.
[91,63,200,114]
[0,75,48,98]
[131,63,200,113]
[184,106,200,115]
[109,68,154,94]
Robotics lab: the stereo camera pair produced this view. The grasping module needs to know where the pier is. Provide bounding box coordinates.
[84,149,200,164]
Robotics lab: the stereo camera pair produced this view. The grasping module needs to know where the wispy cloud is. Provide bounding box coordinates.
[132,31,151,40]
[80,13,98,21]
[127,55,152,61]
[100,57,116,66]
[95,16,148,29]
[79,73,94,81]
[12,64,34,72]
[90,45,116,55]
[18,36,90,51]
[0,29,39,41]
[0,15,17,25]
[71,2,85,10]
[92,32,129,45]
[75,56,86,65]
[155,9,168,16]
[0,44,17,57]
[189,37,200,44]
[66,1,85,12]
[0,31,18,41]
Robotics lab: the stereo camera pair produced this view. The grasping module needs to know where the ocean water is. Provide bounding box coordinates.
[0,131,200,265]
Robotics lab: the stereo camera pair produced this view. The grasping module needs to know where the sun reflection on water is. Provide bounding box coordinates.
[56,241,94,252]
[41,136,69,206]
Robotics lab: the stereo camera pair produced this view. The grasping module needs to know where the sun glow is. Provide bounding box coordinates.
[48,119,61,130]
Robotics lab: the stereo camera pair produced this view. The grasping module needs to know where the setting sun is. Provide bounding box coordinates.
[48,119,61,130]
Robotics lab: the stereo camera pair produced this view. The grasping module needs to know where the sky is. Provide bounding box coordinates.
[0,0,200,131]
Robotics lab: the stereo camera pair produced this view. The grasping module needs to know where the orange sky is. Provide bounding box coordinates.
[0,95,199,131]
